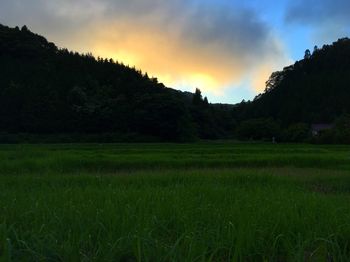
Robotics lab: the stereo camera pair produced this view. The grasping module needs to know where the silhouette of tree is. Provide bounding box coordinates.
[204,97,209,105]
[21,25,29,32]
[304,49,311,59]
[192,88,203,105]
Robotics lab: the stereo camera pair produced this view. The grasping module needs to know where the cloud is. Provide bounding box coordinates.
[0,0,289,101]
[286,0,350,25]
[285,0,350,44]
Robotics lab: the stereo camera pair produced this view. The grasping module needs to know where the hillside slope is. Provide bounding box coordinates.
[234,38,350,125]
[0,24,234,141]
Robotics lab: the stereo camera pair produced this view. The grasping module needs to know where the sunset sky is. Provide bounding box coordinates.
[1,0,349,103]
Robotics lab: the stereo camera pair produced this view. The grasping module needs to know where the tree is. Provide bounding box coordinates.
[282,123,310,142]
[304,49,311,59]
[334,115,350,144]
[21,25,29,32]
[265,71,284,92]
[192,88,203,105]
[204,97,209,105]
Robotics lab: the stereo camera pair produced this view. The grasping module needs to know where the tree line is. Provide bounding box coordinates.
[0,24,349,143]
[0,24,234,142]
[233,38,350,144]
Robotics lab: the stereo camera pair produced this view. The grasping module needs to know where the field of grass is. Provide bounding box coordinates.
[0,143,350,261]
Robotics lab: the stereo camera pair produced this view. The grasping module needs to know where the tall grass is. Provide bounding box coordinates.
[0,143,350,261]
[0,143,348,174]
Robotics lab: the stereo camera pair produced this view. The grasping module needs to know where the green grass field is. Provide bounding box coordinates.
[0,143,350,261]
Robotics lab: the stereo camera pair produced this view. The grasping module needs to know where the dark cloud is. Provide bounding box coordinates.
[0,0,280,60]
[0,0,288,95]
[102,0,283,67]
[180,4,273,64]
[286,0,350,25]
[285,0,350,46]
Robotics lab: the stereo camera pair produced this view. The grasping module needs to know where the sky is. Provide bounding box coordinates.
[1,0,349,103]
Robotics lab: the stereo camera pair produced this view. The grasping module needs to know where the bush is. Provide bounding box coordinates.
[334,115,350,144]
[236,118,281,141]
[282,123,310,142]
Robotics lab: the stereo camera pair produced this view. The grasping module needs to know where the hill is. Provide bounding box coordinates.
[0,24,234,142]
[233,38,350,143]
[1,24,349,143]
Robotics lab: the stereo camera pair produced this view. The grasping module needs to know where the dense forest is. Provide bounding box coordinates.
[0,24,349,143]
[0,24,234,142]
[233,38,350,143]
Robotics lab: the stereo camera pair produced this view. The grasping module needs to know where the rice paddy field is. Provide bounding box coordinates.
[0,143,350,261]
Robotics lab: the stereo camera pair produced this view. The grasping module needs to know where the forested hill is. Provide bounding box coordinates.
[1,24,349,143]
[234,38,350,125]
[0,24,234,142]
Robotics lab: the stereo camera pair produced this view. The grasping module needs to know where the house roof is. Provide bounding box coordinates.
[311,124,333,132]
